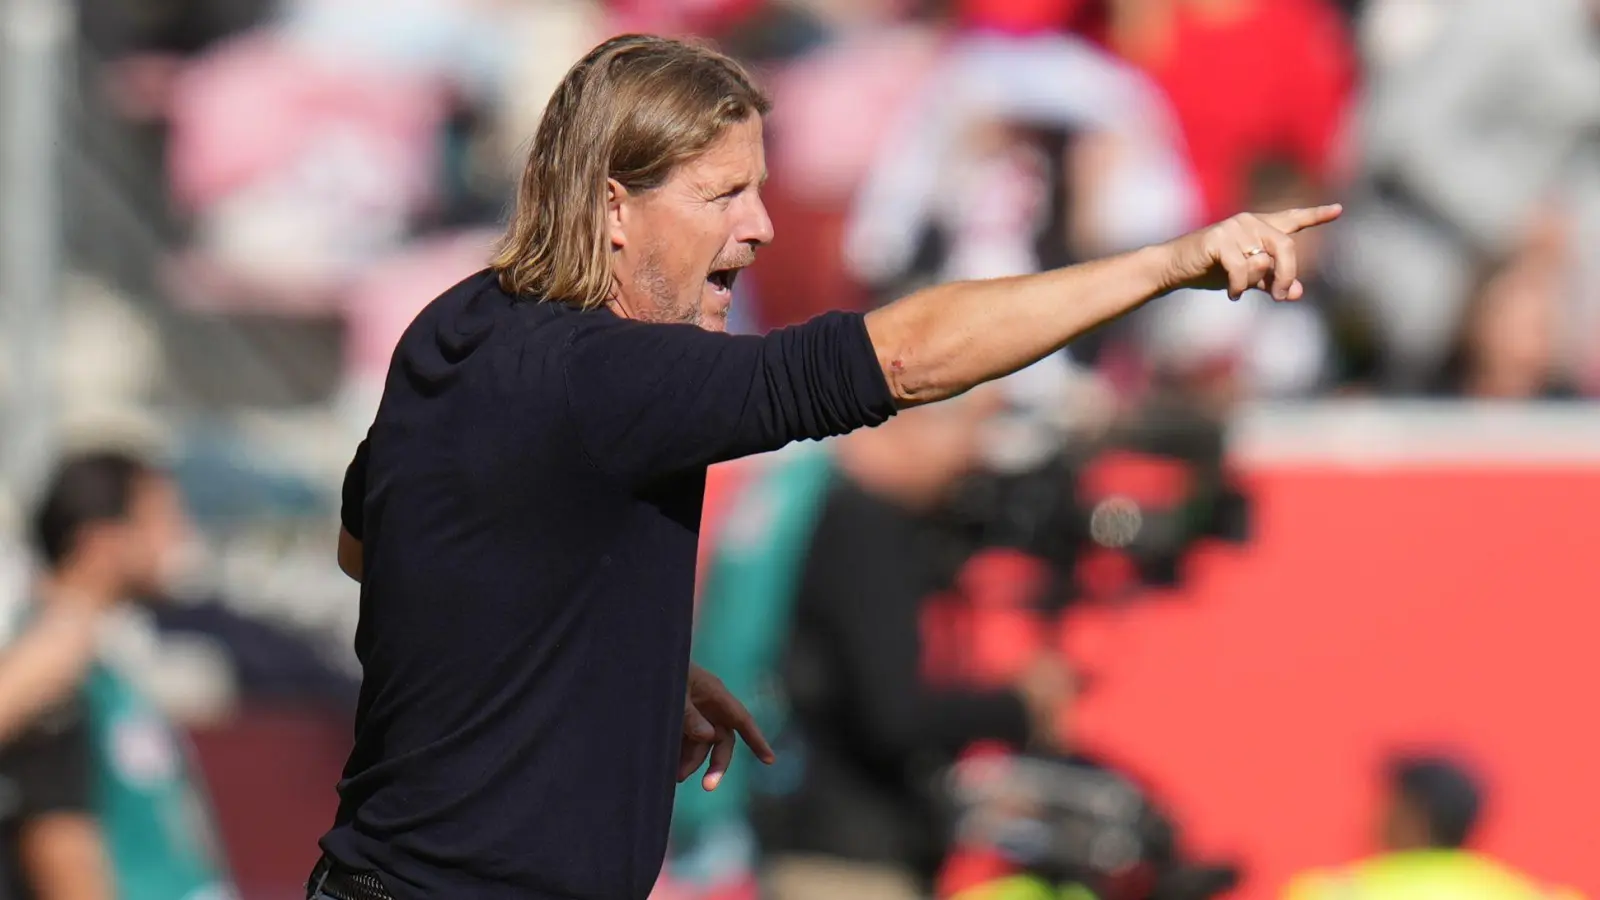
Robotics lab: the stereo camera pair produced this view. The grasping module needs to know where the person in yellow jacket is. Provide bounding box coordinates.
[1285,756,1582,900]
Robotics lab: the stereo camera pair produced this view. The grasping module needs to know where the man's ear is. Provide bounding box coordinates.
[606,178,628,250]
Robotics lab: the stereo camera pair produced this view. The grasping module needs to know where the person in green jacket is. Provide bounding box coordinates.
[665,443,838,896]
[0,451,236,900]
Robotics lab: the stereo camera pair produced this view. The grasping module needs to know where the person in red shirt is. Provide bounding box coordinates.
[1087,0,1357,220]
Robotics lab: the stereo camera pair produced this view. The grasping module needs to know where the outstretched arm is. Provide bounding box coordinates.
[0,601,101,744]
[864,206,1343,405]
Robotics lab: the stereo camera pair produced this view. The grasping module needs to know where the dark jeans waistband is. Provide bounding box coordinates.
[307,856,396,900]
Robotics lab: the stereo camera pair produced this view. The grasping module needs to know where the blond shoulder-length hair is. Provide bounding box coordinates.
[492,34,771,309]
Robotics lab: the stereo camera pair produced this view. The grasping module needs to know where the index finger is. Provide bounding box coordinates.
[1260,204,1343,234]
[732,712,776,764]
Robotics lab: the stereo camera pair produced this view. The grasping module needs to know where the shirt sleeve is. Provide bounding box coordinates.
[562,311,897,488]
[0,701,92,818]
[341,437,370,540]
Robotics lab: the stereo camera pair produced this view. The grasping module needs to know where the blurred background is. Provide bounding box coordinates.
[0,0,1598,898]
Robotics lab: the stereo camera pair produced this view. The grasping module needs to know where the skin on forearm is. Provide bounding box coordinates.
[864,244,1174,406]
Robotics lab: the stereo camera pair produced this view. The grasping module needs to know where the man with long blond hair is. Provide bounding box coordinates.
[315,32,1339,900]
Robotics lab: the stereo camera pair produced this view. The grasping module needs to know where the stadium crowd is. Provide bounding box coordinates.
[58,0,1600,415]
[0,0,1596,899]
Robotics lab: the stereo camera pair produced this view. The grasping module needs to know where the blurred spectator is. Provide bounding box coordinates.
[1327,0,1366,22]
[844,30,1198,297]
[80,0,271,60]
[275,0,512,95]
[485,0,609,180]
[957,0,1097,35]
[1140,157,1335,400]
[743,392,1075,900]
[608,0,767,36]
[157,0,539,316]
[1283,755,1582,900]
[1334,0,1600,391]
[748,0,943,329]
[163,30,453,312]
[840,28,1199,375]
[0,452,236,900]
[1088,0,1356,222]
[1433,218,1581,400]
[786,0,922,34]
[81,0,273,128]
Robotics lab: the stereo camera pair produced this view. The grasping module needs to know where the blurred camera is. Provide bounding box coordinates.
[939,752,1240,900]
[939,389,1251,603]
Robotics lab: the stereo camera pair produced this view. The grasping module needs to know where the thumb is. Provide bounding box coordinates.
[684,702,715,742]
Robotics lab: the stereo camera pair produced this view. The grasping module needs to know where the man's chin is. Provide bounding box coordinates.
[696,293,731,332]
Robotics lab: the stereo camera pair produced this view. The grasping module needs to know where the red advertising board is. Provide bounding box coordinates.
[1064,462,1600,899]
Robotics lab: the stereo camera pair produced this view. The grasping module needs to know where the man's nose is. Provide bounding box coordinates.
[738,194,775,247]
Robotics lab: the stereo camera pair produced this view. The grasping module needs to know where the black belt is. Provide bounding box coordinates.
[307,856,396,900]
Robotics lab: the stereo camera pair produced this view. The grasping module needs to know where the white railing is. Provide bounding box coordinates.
[1232,400,1600,467]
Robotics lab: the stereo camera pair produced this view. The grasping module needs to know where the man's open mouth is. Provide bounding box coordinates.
[706,267,740,294]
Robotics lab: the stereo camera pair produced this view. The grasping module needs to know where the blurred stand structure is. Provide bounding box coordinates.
[1,0,70,504]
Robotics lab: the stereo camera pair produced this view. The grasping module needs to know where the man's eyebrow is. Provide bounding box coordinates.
[714,173,766,195]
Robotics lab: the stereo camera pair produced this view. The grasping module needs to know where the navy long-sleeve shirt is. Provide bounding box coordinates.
[322,270,896,900]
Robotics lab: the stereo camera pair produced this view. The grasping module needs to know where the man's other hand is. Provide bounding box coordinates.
[337,528,363,583]
[1163,205,1344,301]
[678,664,775,791]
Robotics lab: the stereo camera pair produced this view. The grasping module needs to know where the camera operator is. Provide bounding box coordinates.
[747,387,1076,900]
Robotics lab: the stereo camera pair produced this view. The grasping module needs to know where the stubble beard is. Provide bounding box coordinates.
[634,248,703,329]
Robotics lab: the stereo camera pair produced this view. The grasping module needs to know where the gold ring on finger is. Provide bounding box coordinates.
[1243,246,1266,258]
